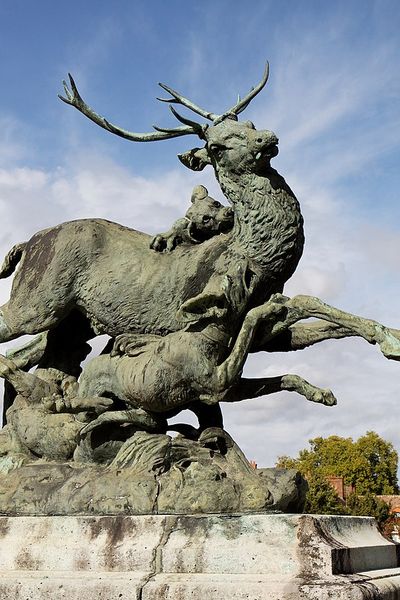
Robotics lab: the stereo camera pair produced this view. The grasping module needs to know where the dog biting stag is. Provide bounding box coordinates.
[150,184,234,252]
[75,266,338,438]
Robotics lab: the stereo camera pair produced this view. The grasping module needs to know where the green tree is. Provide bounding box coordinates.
[353,431,398,495]
[276,432,398,520]
[346,493,390,526]
[303,474,346,515]
[276,431,398,495]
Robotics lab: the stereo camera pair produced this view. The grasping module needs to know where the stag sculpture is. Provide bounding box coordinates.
[0,64,399,516]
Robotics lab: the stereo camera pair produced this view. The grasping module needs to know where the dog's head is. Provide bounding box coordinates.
[185,185,234,242]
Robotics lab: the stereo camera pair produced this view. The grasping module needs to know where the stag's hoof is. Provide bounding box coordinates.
[199,427,231,453]
[310,388,337,406]
[377,328,400,361]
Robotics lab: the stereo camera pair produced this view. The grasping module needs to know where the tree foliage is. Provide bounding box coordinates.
[276,431,399,495]
[303,474,346,515]
[346,493,390,525]
[276,432,398,520]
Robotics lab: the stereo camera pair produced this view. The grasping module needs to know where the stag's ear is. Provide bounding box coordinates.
[178,147,211,171]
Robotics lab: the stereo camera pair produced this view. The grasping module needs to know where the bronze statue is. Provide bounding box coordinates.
[0,63,398,515]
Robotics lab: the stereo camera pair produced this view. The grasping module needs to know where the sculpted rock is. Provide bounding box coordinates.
[0,428,306,515]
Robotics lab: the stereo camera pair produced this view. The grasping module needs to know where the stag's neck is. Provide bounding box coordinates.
[217,167,304,274]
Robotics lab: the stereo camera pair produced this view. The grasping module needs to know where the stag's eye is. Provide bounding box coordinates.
[202,215,211,223]
[209,143,227,155]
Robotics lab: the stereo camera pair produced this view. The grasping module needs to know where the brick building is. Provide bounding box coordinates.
[326,475,355,501]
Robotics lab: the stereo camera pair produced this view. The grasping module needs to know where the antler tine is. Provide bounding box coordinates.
[235,98,252,115]
[158,82,218,122]
[218,62,270,120]
[59,74,200,142]
[152,124,197,135]
[157,96,180,104]
[103,119,198,142]
[168,105,205,135]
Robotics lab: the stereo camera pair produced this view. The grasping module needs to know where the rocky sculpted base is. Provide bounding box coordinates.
[0,429,305,515]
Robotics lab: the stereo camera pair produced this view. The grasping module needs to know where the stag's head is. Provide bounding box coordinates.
[178,118,279,180]
[59,63,278,182]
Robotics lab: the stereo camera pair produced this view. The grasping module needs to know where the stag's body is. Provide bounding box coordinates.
[0,156,303,341]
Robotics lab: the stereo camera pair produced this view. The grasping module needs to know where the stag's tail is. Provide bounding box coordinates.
[0,242,26,278]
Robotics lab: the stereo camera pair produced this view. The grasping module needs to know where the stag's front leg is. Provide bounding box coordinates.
[252,320,357,353]
[222,376,337,406]
[283,295,400,360]
[202,373,337,406]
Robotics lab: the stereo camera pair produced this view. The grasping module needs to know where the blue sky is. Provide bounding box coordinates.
[0,0,400,468]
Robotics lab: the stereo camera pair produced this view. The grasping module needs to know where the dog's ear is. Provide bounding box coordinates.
[191,184,209,203]
[222,263,258,314]
[177,287,228,326]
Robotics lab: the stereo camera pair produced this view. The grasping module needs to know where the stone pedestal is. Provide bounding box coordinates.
[1,513,400,599]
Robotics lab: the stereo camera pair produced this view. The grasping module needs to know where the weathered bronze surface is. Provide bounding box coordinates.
[0,63,398,514]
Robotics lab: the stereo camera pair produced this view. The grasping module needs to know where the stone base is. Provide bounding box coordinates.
[1,513,400,599]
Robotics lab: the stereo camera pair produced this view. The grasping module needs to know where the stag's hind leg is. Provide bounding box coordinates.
[223,375,337,406]
[0,299,65,343]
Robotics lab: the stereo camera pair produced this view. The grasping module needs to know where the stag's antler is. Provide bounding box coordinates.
[157,63,269,125]
[157,82,219,122]
[59,63,270,139]
[214,62,269,123]
[59,74,201,142]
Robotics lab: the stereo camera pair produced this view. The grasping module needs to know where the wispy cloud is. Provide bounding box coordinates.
[0,116,31,167]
